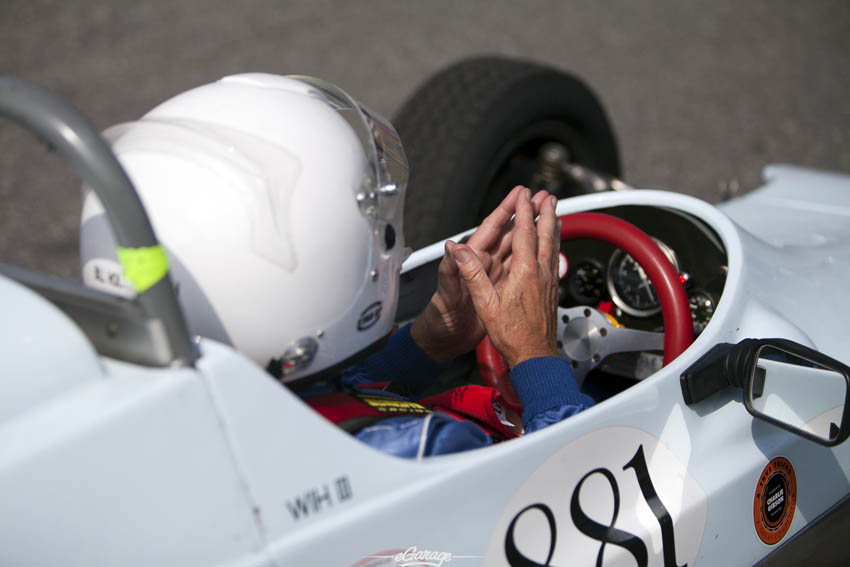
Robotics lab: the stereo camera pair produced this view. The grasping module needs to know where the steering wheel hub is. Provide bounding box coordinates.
[557,304,666,387]
[561,314,602,362]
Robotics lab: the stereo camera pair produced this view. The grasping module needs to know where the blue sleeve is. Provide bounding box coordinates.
[509,357,595,433]
[354,413,492,458]
[342,323,448,396]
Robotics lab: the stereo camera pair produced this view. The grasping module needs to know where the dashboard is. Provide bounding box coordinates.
[558,205,728,337]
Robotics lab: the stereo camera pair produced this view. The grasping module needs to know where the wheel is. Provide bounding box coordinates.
[393,56,621,249]
[478,212,694,408]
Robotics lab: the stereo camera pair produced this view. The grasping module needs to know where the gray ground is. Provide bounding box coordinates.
[1,0,849,279]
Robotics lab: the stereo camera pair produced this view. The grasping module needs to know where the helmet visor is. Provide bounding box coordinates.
[287,76,408,245]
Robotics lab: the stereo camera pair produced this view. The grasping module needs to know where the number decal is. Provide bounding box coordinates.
[624,445,686,567]
[504,444,687,567]
[570,467,648,567]
[486,427,707,566]
[505,504,557,567]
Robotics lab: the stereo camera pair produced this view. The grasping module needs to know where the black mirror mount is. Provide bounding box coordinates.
[680,342,735,405]
[681,338,850,447]
[679,339,759,404]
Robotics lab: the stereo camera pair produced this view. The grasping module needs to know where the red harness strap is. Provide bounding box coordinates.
[305,386,522,440]
[420,385,521,439]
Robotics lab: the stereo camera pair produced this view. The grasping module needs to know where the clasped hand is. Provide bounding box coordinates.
[411,185,562,368]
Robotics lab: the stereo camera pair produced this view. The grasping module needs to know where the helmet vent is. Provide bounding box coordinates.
[384,225,396,250]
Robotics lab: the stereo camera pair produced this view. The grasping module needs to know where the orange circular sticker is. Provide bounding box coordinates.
[753,456,797,545]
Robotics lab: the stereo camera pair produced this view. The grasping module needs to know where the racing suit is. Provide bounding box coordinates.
[321,323,595,458]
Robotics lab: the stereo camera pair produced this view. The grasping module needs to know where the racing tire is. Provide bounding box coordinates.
[393,56,621,249]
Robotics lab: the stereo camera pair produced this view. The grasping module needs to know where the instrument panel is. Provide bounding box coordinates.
[559,205,728,337]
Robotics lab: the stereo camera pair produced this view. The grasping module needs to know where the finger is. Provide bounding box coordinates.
[451,243,499,320]
[531,189,551,217]
[437,241,462,298]
[494,253,512,285]
[467,185,526,250]
[443,240,493,297]
[511,187,538,269]
[490,220,514,261]
[492,190,551,261]
[536,194,559,268]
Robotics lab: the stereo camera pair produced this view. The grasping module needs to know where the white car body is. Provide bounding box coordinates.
[2,158,850,566]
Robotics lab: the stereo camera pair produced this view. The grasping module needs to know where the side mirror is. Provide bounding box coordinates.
[681,338,850,446]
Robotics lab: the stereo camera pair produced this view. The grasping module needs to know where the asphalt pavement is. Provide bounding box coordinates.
[1,0,849,279]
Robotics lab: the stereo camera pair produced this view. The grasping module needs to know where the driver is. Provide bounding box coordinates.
[80,73,594,458]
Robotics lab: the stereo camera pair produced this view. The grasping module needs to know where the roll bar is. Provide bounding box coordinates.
[0,77,196,366]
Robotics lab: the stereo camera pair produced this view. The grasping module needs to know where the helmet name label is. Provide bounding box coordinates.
[82,258,136,298]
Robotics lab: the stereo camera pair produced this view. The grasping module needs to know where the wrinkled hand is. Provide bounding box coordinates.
[410,186,552,362]
[451,188,562,368]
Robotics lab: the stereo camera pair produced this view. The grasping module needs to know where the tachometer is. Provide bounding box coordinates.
[606,238,679,317]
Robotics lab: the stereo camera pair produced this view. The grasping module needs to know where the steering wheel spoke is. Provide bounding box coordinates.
[558,305,664,386]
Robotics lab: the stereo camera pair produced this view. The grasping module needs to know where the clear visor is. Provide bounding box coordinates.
[287,76,408,246]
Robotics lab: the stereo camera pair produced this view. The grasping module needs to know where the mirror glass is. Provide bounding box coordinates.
[750,345,848,443]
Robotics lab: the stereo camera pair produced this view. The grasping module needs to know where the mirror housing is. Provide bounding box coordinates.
[681,338,850,446]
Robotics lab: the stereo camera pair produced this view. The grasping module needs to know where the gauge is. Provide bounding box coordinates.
[688,290,716,335]
[606,238,679,317]
[566,258,605,304]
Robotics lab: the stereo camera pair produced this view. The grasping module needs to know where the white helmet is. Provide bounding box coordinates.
[80,73,408,382]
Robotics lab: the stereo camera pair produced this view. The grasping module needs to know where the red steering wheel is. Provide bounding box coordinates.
[477,212,694,409]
